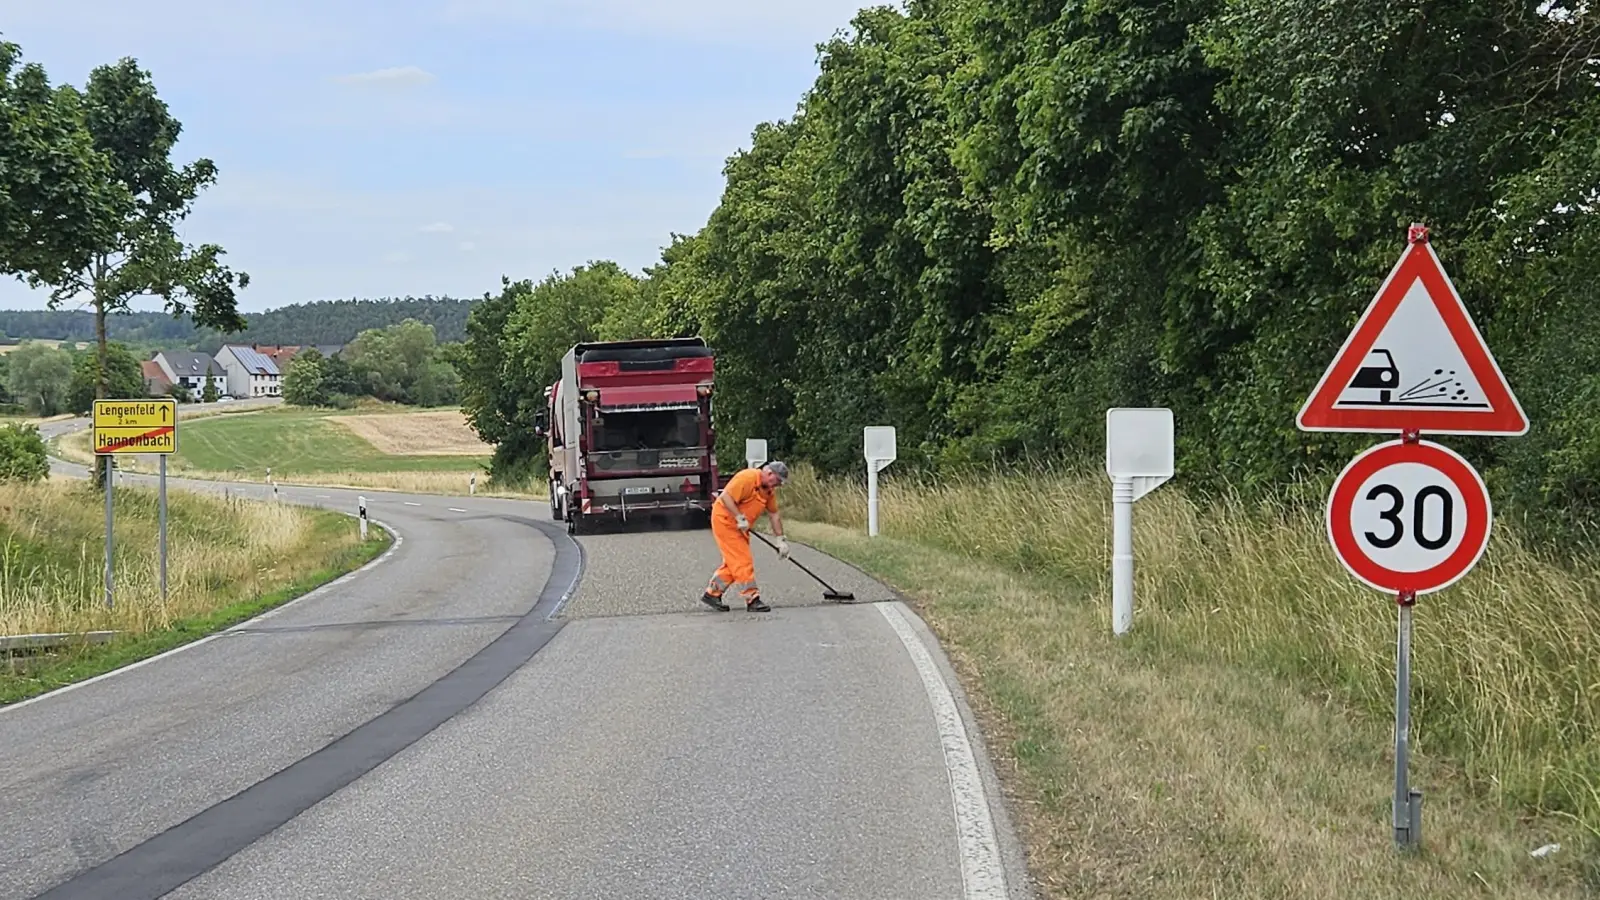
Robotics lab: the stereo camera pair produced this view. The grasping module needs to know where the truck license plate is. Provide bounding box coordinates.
[624,487,653,495]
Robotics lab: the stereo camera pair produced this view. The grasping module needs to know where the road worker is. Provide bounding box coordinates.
[700,460,790,613]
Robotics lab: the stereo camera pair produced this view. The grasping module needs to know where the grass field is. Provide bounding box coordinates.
[53,404,541,498]
[0,477,390,705]
[0,340,89,354]
[781,465,1598,898]
[172,406,487,474]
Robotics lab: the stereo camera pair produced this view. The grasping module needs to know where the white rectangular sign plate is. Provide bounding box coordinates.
[1106,408,1174,478]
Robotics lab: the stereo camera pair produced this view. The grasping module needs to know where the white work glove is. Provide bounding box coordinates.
[735,513,750,533]
[775,537,790,560]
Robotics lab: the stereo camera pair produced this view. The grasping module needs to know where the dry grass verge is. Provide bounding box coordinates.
[0,479,377,637]
[782,464,1598,897]
[0,477,390,705]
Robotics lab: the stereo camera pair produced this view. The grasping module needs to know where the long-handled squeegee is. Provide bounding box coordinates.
[750,531,856,602]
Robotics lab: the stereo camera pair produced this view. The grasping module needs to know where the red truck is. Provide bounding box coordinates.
[535,338,731,534]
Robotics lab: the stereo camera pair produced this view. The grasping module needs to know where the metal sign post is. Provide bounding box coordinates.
[1104,408,1175,635]
[863,426,897,537]
[159,454,168,599]
[103,452,114,609]
[1394,590,1421,848]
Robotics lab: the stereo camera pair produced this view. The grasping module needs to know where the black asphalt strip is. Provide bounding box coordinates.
[31,515,585,900]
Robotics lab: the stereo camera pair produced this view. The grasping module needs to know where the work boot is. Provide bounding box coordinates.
[700,592,729,612]
[745,596,771,612]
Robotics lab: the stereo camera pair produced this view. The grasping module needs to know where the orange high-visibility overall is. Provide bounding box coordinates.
[705,468,778,604]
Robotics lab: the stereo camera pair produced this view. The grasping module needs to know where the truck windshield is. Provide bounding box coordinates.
[593,409,701,451]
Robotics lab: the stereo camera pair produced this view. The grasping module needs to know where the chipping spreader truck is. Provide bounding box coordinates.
[538,338,728,534]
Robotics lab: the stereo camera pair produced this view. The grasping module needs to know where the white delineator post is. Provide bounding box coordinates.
[863,426,897,537]
[745,438,768,471]
[1105,408,1175,636]
[1111,477,1135,633]
[358,495,368,541]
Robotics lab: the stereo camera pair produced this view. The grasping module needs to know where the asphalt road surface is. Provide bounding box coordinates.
[1,417,1034,899]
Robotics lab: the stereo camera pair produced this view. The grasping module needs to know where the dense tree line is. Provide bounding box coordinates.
[0,339,145,416]
[283,320,462,409]
[193,296,478,350]
[0,295,477,350]
[460,0,1599,545]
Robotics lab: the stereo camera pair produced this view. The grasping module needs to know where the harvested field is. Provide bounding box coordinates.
[329,410,492,456]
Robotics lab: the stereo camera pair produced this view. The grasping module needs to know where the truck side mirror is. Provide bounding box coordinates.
[533,412,548,438]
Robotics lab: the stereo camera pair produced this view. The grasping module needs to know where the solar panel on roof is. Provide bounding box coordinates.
[227,346,279,376]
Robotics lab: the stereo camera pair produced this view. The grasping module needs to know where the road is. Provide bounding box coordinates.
[1,414,1034,899]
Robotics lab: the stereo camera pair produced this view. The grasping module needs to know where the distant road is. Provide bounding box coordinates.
[2,415,1034,900]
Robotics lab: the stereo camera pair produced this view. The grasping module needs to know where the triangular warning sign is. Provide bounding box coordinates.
[1297,231,1528,436]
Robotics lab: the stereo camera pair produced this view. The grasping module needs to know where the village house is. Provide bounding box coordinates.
[215,345,282,398]
[152,350,228,401]
[141,360,173,397]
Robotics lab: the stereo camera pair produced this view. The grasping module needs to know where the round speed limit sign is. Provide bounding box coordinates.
[1326,439,1492,595]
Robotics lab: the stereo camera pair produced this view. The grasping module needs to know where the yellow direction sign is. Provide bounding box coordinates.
[92,399,177,454]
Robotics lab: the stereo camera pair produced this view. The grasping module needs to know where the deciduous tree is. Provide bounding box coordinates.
[0,39,120,286]
[19,58,249,484]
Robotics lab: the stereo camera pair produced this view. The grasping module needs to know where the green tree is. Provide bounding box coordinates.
[0,422,48,483]
[457,278,534,477]
[201,376,218,403]
[343,319,452,405]
[0,39,121,286]
[282,348,330,407]
[66,341,143,414]
[4,342,74,416]
[20,58,249,485]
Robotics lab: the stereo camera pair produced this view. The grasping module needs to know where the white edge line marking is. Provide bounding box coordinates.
[448,508,467,513]
[404,501,422,506]
[1,515,404,716]
[877,602,1009,900]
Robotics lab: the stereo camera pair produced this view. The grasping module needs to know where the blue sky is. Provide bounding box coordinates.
[0,0,877,313]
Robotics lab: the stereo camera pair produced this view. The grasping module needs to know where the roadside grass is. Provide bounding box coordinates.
[0,478,390,706]
[781,464,1598,898]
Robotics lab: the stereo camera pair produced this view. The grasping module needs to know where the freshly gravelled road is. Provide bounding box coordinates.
[1,418,1034,900]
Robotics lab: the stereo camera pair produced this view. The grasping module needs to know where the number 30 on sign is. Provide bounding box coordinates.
[1326,439,1492,596]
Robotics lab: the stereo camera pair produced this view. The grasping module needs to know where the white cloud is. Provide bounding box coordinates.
[419,222,455,233]
[334,66,437,89]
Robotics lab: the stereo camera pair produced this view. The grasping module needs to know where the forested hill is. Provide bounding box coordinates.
[0,296,478,347]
